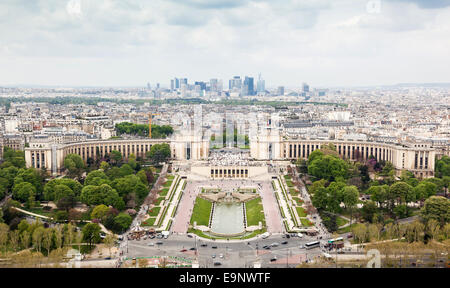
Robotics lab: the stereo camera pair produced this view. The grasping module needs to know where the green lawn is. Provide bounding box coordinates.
[300,218,313,227]
[148,206,161,217]
[289,187,299,196]
[284,175,292,180]
[154,196,165,205]
[337,223,358,234]
[296,207,307,217]
[142,217,157,226]
[190,197,212,226]
[245,197,265,226]
[286,180,294,187]
[163,180,173,188]
[336,216,349,227]
[159,187,170,197]
[166,175,175,180]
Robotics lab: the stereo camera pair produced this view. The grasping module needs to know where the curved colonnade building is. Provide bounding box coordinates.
[25,133,436,178]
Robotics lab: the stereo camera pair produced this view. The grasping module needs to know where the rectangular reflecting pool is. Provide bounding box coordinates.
[210,203,245,236]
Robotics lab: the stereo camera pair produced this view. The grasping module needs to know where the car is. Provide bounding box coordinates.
[156,234,163,239]
[211,246,218,249]
[263,245,271,250]
[149,235,155,239]
[219,253,224,258]
[189,247,196,251]
[212,254,216,258]
[156,241,163,245]
[213,262,222,266]
[270,242,279,247]
[281,241,288,245]
[143,236,147,240]
[147,243,154,246]
[200,243,207,247]
[285,234,291,239]
[270,257,277,262]
[180,248,187,252]
[282,234,286,238]
[299,244,304,249]
[347,234,353,239]
[297,233,303,238]
[187,234,193,238]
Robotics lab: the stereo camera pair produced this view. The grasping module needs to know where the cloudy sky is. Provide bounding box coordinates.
[1,0,450,88]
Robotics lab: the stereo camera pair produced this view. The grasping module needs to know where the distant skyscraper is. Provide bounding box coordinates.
[147,82,151,90]
[180,78,188,86]
[194,81,206,91]
[243,76,254,96]
[170,79,175,91]
[210,78,218,92]
[175,78,180,89]
[229,76,242,90]
[277,86,285,96]
[256,73,265,93]
[302,82,310,93]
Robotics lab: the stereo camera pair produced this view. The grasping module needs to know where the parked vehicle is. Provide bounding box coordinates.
[147,243,154,246]
[261,232,270,239]
[156,241,163,245]
[212,246,218,249]
[270,256,277,262]
[219,254,224,258]
[180,248,187,252]
[189,247,196,251]
[214,262,222,266]
[270,242,279,247]
[281,241,288,245]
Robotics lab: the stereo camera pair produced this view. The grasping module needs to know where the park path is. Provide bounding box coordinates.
[260,181,283,234]
[171,181,198,233]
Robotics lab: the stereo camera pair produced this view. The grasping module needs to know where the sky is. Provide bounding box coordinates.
[0,0,450,88]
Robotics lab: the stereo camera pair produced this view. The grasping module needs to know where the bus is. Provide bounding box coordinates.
[328,237,343,244]
[305,241,320,249]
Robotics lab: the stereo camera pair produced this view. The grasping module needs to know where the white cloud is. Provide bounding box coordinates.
[0,0,449,87]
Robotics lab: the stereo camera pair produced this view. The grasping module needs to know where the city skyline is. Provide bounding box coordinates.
[1,0,450,87]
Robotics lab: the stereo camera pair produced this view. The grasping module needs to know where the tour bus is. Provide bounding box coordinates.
[328,237,344,244]
[305,241,320,249]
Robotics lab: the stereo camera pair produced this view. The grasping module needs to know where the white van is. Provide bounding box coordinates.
[297,233,303,238]
[261,232,270,239]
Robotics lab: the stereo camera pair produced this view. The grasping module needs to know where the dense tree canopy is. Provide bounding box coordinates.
[307,152,349,181]
[146,144,171,165]
[115,122,173,138]
[421,196,450,226]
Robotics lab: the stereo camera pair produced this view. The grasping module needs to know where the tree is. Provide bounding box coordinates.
[91,204,110,221]
[103,234,117,258]
[43,178,82,201]
[20,230,31,250]
[32,226,45,253]
[420,196,450,226]
[12,182,36,202]
[342,185,359,225]
[312,187,328,211]
[113,213,132,233]
[362,201,377,223]
[85,170,110,186]
[389,182,413,206]
[43,228,54,254]
[146,144,171,165]
[368,185,388,208]
[111,150,122,166]
[435,155,450,178]
[63,154,85,178]
[100,161,109,171]
[0,223,9,254]
[326,181,345,213]
[82,223,101,248]
[80,184,124,210]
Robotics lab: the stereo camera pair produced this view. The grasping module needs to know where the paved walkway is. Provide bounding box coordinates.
[260,181,283,234]
[171,181,198,233]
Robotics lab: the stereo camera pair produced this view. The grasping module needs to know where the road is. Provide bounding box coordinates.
[120,233,327,268]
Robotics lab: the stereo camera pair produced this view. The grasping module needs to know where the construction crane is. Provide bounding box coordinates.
[148,112,160,138]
